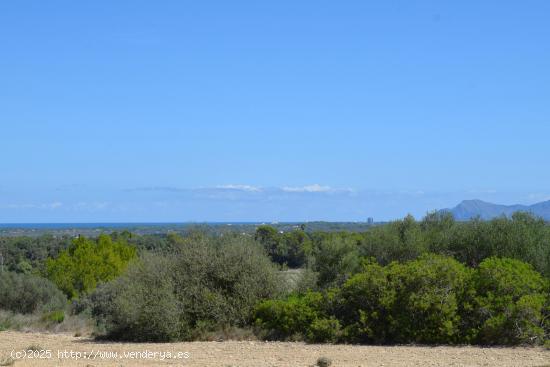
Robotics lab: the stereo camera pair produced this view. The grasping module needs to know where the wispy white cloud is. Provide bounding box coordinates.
[214,184,262,192]
[281,184,352,193]
[74,201,110,210]
[127,185,263,193]
[1,202,63,210]
[282,184,331,193]
[126,184,353,195]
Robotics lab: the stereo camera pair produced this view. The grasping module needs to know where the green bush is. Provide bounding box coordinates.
[471,257,549,345]
[91,254,183,342]
[91,235,280,341]
[332,260,394,343]
[41,310,65,324]
[171,235,281,327]
[0,272,67,314]
[307,317,341,343]
[254,254,550,346]
[254,292,323,340]
[253,291,341,343]
[386,254,473,344]
[334,255,473,344]
[46,234,137,298]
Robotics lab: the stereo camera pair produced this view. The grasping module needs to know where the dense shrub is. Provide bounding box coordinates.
[471,257,549,345]
[46,234,137,298]
[91,234,280,341]
[254,292,323,340]
[254,255,550,346]
[334,255,473,344]
[332,260,394,343]
[171,234,281,327]
[254,291,341,342]
[0,272,67,314]
[307,317,341,343]
[356,212,550,278]
[90,254,183,342]
[384,255,473,344]
[305,212,550,289]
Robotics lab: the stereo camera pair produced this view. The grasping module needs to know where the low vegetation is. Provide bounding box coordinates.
[255,254,550,345]
[0,213,549,346]
[89,235,280,341]
[0,272,66,314]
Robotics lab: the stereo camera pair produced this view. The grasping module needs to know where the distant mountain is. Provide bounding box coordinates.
[441,199,550,221]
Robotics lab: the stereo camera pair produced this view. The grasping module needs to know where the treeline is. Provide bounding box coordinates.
[0,213,549,346]
[255,212,550,285]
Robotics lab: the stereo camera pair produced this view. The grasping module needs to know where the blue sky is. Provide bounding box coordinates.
[1,1,549,222]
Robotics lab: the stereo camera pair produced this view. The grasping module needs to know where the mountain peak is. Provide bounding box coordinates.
[442,199,547,221]
[456,199,491,207]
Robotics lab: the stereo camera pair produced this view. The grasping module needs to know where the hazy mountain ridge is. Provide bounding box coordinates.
[442,199,550,220]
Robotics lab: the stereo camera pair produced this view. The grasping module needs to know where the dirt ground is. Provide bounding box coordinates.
[0,331,549,367]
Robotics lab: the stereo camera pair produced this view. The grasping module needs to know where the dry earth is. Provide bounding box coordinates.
[0,331,549,367]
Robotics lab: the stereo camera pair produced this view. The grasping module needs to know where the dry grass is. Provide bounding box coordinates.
[0,311,93,336]
[194,326,258,342]
[0,354,15,367]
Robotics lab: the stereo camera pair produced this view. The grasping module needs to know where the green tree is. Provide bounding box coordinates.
[46,234,136,298]
[281,230,312,268]
[255,225,285,263]
[314,234,361,287]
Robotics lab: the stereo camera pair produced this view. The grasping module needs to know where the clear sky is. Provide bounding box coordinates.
[1,1,549,222]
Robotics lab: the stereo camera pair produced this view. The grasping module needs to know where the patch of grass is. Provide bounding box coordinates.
[0,354,14,366]
[193,326,258,342]
[0,322,8,332]
[0,310,93,335]
[26,344,44,352]
[41,310,65,324]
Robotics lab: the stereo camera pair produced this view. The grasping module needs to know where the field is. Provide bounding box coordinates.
[0,331,549,367]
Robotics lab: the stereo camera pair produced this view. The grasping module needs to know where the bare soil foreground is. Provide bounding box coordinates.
[1,331,549,367]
